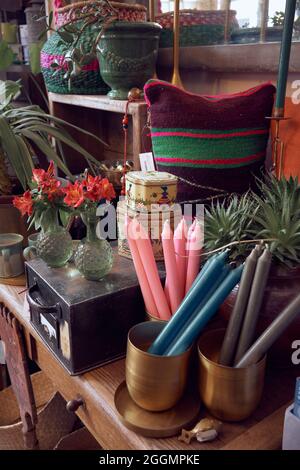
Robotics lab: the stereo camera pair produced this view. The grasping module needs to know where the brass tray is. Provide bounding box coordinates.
[114,381,201,438]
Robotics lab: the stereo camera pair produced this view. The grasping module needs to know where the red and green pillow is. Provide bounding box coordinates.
[144,80,276,202]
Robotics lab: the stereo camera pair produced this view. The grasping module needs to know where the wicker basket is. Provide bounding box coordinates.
[0,371,77,450]
[41,29,109,94]
[156,9,238,48]
[55,1,147,27]
[42,1,147,94]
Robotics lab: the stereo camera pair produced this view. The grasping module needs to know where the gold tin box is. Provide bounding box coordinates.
[125,171,178,211]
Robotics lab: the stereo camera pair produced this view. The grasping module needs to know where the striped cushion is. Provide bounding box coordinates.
[144,80,276,202]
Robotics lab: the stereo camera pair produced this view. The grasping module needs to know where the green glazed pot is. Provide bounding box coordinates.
[97,22,162,100]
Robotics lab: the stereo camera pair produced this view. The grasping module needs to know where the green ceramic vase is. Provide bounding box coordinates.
[97,22,162,100]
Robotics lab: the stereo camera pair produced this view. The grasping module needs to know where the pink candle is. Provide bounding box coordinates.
[174,218,188,303]
[162,220,182,314]
[134,220,171,321]
[185,220,203,294]
[125,217,160,319]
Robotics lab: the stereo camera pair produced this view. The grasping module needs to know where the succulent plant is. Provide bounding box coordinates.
[251,176,300,268]
[204,176,300,269]
[204,194,256,261]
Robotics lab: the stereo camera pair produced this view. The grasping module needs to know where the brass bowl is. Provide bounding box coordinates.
[126,321,192,412]
[197,329,266,422]
[145,311,168,323]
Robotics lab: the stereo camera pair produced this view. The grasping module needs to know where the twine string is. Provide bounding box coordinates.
[174,238,277,259]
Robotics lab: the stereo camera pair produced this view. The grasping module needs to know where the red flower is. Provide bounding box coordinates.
[101,178,116,201]
[63,181,85,208]
[13,191,33,217]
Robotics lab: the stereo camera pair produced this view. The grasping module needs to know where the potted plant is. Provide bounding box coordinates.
[0,79,107,236]
[43,0,161,99]
[204,176,300,367]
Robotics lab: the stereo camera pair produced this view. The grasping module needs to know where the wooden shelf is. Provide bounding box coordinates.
[48,93,149,173]
[158,41,300,74]
[48,93,147,116]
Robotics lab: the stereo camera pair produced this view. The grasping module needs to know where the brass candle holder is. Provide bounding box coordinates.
[126,321,192,411]
[197,329,266,422]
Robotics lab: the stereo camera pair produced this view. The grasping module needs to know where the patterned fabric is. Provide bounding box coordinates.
[144,80,276,202]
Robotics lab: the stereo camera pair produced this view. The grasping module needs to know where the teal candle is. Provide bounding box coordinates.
[275,0,296,112]
[148,251,228,355]
[161,263,230,356]
[165,264,244,357]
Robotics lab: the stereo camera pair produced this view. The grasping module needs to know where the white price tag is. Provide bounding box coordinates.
[139,152,156,171]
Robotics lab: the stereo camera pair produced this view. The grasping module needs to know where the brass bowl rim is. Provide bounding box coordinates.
[145,311,168,323]
[128,321,193,359]
[197,328,267,372]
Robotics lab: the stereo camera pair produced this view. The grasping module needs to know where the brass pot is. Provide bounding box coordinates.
[126,321,192,412]
[145,311,168,323]
[197,329,266,422]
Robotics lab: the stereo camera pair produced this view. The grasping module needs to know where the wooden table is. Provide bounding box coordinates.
[0,283,296,451]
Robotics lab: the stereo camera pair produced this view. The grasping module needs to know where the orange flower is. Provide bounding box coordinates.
[43,179,64,202]
[13,191,33,216]
[101,178,116,201]
[32,161,55,187]
[83,174,105,202]
[63,181,85,208]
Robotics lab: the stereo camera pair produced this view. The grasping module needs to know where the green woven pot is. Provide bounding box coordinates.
[41,25,109,95]
[97,22,161,100]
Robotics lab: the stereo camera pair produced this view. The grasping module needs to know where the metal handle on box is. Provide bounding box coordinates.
[27,283,61,318]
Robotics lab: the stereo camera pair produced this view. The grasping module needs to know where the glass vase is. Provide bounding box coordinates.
[36,208,73,268]
[74,208,113,281]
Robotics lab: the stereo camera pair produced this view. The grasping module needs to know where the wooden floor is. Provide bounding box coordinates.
[0,283,296,450]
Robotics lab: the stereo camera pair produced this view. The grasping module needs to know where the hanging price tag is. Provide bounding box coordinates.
[139,152,156,171]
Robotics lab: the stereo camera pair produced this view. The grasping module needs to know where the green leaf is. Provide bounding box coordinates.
[0,115,26,189]
[57,30,74,44]
[0,79,21,109]
[59,209,73,228]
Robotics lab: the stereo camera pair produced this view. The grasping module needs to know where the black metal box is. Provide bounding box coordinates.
[25,248,147,375]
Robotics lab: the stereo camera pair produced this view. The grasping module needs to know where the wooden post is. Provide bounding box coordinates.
[260,0,269,43]
[224,0,231,44]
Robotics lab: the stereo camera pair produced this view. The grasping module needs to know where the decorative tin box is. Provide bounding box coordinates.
[117,200,181,261]
[25,248,147,375]
[125,171,178,210]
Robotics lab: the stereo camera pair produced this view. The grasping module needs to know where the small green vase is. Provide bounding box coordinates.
[36,208,73,268]
[97,22,162,100]
[74,208,113,281]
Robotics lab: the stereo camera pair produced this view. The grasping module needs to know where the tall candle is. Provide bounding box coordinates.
[234,248,272,365]
[125,217,160,318]
[174,217,188,302]
[219,247,261,366]
[134,220,171,321]
[148,251,229,355]
[236,292,300,368]
[165,264,244,356]
[162,262,230,355]
[162,220,182,314]
[275,0,296,114]
[185,220,203,294]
